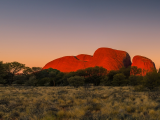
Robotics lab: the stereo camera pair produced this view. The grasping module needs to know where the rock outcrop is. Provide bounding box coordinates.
[86,48,131,70]
[131,55,156,75]
[76,54,93,61]
[42,47,131,72]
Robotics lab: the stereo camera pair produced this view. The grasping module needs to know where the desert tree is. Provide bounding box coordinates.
[0,61,4,75]
[143,70,160,90]
[0,61,5,77]
[100,76,110,86]
[23,67,33,75]
[130,66,142,76]
[32,67,42,72]
[112,73,126,86]
[118,66,131,78]
[0,61,7,85]
[67,76,85,88]
[128,75,143,86]
[157,68,160,73]
[48,68,60,86]
[25,75,38,86]
[3,62,25,85]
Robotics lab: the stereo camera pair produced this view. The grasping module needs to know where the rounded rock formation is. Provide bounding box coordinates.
[87,48,131,70]
[42,56,86,72]
[76,54,93,61]
[42,47,131,72]
[131,55,156,76]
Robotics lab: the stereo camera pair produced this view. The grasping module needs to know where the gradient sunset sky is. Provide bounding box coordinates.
[0,1,160,69]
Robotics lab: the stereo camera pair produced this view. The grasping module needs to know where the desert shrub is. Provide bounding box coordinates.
[48,71,65,86]
[0,61,4,74]
[130,66,142,76]
[0,61,6,85]
[55,72,65,81]
[128,75,143,86]
[66,72,76,78]
[25,75,37,86]
[13,75,27,85]
[84,76,92,85]
[84,66,107,76]
[107,70,118,81]
[76,69,87,76]
[75,66,107,86]
[118,66,131,79]
[37,77,51,86]
[89,75,102,86]
[100,76,110,86]
[3,62,25,85]
[0,77,7,85]
[158,68,160,73]
[67,76,85,88]
[136,76,144,85]
[142,71,160,90]
[34,69,49,79]
[59,72,76,86]
[112,73,126,86]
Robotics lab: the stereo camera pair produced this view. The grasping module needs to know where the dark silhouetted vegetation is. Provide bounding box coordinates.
[67,76,85,88]
[0,61,160,91]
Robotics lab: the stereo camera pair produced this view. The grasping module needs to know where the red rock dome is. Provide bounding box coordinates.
[131,55,156,75]
[42,56,86,72]
[76,54,93,61]
[85,48,131,71]
[42,47,131,72]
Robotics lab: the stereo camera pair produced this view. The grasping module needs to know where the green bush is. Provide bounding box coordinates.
[25,75,37,86]
[75,66,107,86]
[100,76,110,86]
[0,77,7,85]
[13,75,27,85]
[130,66,142,76]
[112,73,126,86]
[128,75,143,86]
[142,71,160,90]
[37,77,51,86]
[118,66,131,79]
[107,70,118,79]
[67,76,85,88]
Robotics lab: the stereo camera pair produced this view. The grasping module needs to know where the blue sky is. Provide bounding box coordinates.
[0,0,160,68]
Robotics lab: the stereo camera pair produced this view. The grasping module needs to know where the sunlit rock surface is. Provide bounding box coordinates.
[42,47,131,72]
[76,54,93,61]
[86,48,131,70]
[131,55,156,75]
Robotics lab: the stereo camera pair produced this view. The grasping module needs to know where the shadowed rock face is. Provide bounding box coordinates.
[42,47,131,72]
[131,55,156,75]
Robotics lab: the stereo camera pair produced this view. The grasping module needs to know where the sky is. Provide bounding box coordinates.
[0,0,160,69]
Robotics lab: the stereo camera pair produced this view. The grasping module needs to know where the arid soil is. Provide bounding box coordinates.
[0,86,160,120]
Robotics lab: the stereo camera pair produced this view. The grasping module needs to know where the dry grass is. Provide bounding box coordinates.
[0,86,160,120]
